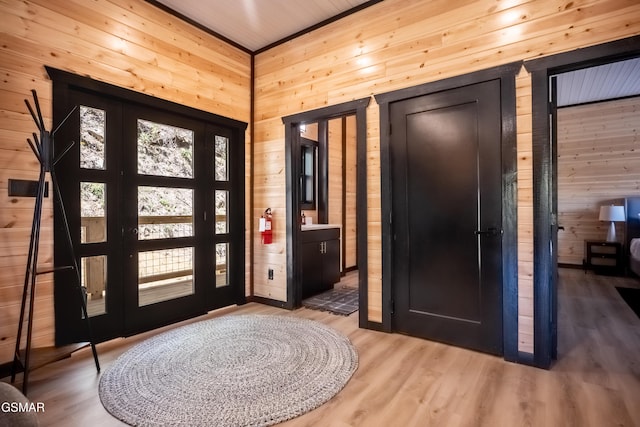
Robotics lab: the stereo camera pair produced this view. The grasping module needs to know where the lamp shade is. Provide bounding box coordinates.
[599,205,626,222]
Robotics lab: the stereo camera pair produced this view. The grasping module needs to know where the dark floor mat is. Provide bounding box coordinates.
[302,287,359,316]
[616,287,640,319]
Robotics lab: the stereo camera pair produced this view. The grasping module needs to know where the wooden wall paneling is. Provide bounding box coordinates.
[516,68,535,354]
[557,97,640,265]
[0,0,638,366]
[328,118,344,270]
[256,2,637,344]
[0,0,251,366]
[345,115,358,269]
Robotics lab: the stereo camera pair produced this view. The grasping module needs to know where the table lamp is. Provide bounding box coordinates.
[598,205,625,242]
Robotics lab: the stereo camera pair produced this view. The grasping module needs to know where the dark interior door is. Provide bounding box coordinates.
[549,75,559,359]
[390,79,503,355]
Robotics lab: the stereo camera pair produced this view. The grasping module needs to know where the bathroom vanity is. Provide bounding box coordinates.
[300,224,341,299]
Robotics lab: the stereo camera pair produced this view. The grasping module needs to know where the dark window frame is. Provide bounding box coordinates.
[47,66,247,344]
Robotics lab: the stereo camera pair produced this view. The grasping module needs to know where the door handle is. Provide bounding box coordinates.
[474,227,503,236]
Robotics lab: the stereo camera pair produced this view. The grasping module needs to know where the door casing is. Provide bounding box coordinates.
[524,35,640,369]
[281,98,371,329]
[375,62,522,362]
[389,79,504,355]
[48,67,247,345]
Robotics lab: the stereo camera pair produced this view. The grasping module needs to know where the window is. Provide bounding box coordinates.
[300,138,317,210]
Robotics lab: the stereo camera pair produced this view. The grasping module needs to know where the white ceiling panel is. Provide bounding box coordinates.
[152,0,374,52]
[557,57,640,106]
[151,0,639,104]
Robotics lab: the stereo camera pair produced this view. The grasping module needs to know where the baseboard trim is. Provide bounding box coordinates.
[247,295,293,310]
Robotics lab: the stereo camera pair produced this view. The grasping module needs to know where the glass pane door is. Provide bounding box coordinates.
[124,113,203,331]
[205,127,242,309]
[53,78,245,345]
[137,185,194,305]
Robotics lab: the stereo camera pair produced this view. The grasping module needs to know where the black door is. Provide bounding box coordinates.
[549,75,559,359]
[55,87,243,343]
[390,79,503,355]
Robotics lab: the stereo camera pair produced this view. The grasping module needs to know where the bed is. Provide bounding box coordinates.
[625,197,640,276]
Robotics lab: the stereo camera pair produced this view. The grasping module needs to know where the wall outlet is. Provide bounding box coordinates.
[268,269,274,280]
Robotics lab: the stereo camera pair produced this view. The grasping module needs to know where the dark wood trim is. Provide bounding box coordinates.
[341,116,348,273]
[377,95,393,333]
[283,120,300,308]
[249,53,255,297]
[318,121,329,224]
[375,62,523,105]
[145,0,383,56]
[375,61,522,360]
[517,351,536,366]
[362,320,385,332]
[282,98,370,317]
[499,65,520,363]
[558,263,583,270]
[246,295,293,309]
[355,104,369,330]
[524,34,640,369]
[144,0,252,54]
[45,67,248,131]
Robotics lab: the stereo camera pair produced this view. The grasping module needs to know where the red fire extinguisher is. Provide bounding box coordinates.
[260,208,273,244]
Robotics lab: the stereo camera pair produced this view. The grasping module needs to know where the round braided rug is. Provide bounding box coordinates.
[98,314,358,426]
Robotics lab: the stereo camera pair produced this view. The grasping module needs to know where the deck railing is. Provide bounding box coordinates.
[81,215,227,299]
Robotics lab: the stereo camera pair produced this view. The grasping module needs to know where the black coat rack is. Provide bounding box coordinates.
[11,90,100,395]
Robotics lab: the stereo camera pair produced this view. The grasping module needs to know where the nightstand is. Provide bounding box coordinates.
[584,241,623,275]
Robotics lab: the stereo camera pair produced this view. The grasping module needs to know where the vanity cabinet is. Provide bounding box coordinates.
[301,227,340,299]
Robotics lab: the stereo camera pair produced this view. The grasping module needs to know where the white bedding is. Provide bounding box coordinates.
[630,238,640,275]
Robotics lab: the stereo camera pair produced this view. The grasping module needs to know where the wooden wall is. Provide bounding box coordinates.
[0,0,251,365]
[1,0,639,367]
[558,96,640,265]
[253,0,640,352]
[328,116,358,272]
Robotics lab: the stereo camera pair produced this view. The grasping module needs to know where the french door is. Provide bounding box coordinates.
[53,80,244,344]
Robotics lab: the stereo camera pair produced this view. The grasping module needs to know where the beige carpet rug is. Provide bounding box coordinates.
[98,314,358,426]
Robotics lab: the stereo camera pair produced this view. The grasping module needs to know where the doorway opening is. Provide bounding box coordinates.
[282,98,370,327]
[525,34,640,368]
[49,67,247,344]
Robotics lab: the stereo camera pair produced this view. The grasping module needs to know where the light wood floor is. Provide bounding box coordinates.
[4,268,640,426]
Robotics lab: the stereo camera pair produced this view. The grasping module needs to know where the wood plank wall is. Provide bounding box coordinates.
[1,0,638,366]
[328,116,358,272]
[345,116,358,269]
[253,0,640,351]
[0,0,251,365]
[558,96,640,265]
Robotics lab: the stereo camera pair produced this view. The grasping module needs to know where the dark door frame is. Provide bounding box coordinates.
[524,35,640,369]
[48,67,247,344]
[282,97,371,328]
[375,62,522,362]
